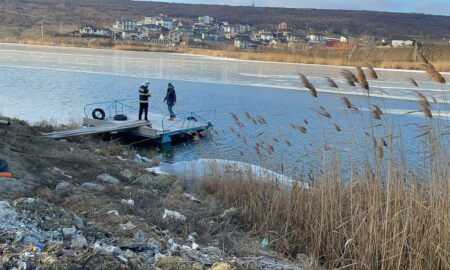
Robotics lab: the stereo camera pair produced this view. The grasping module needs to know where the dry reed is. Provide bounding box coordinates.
[341,69,358,87]
[325,77,339,88]
[366,64,379,79]
[316,106,332,118]
[409,78,419,87]
[419,54,446,84]
[299,73,318,98]
[341,97,354,109]
[201,66,450,270]
[356,66,369,91]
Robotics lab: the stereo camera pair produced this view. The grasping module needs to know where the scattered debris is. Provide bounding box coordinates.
[261,238,270,248]
[163,209,187,223]
[70,234,88,248]
[120,221,137,230]
[93,242,121,256]
[52,167,73,179]
[62,226,76,236]
[107,210,119,217]
[146,166,170,175]
[120,199,135,206]
[184,193,201,203]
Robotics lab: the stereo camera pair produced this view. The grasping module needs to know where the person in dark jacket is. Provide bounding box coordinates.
[163,83,176,120]
[139,81,151,121]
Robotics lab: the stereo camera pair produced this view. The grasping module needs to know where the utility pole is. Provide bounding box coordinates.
[413,42,418,61]
[41,21,44,38]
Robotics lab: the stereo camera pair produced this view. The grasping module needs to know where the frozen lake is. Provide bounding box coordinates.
[1,43,449,171]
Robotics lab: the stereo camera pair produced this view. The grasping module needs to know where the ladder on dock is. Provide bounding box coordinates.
[43,120,149,139]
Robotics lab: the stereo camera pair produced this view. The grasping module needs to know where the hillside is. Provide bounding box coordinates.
[1,0,450,38]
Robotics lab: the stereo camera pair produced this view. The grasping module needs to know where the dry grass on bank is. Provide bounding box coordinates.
[3,37,450,72]
[200,57,450,269]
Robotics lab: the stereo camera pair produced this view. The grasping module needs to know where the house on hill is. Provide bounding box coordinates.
[113,20,137,31]
[202,31,219,41]
[278,22,288,32]
[78,25,111,37]
[120,30,142,41]
[239,24,252,34]
[223,25,240,39]
[139,24,169,37]
[391,38,415,47]
[259,31,274,41]
[270,38,287,48]
[198,15,214,25]
[168,30,181,44]
[142,15,175,30]
[177,25,194,37]
[308,34,326,43]
[234,34,258,49]
[193,23,209,34]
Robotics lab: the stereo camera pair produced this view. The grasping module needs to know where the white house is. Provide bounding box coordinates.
[177,26,194,37]
[202,32,219,41]
[113,20,137,31]
[78,25,110,37]
[239,24,252,33]
[143,16,158,25]
[142,16,175,30]
[198,15,214,25]
[193,23,209,34]
[223,25,240,35]
[308,34,326,43]
[121,30,142,40]
[392,39,415,47]
[168,30,181,44]
[157,19,175,30]
[139,24,169,37]
[259,32,274,41]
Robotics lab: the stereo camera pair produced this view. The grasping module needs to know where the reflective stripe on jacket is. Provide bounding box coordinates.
[139,86,150,104]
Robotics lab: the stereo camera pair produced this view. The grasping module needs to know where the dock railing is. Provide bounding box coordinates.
[84,99,136,119]
[84,99,215,131]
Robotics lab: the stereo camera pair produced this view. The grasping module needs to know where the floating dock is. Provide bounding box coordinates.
[43,100,214,143]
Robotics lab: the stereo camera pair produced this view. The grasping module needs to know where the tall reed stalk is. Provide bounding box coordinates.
[201,65,450,270]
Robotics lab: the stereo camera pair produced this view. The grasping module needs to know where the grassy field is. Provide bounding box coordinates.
[198,58,450,269]
[4,37,450,72]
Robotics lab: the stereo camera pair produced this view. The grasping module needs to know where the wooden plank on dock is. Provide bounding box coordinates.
[43,120,150,139]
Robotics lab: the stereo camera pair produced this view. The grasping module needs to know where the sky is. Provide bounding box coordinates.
[146,0,450,16]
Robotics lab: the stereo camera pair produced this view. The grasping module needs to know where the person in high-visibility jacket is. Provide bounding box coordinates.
[138,81,151,121]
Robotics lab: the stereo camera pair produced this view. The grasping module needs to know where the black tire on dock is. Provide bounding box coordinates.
[0,159,9,172]
[113,114,128,121]
[92,108,106,120]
